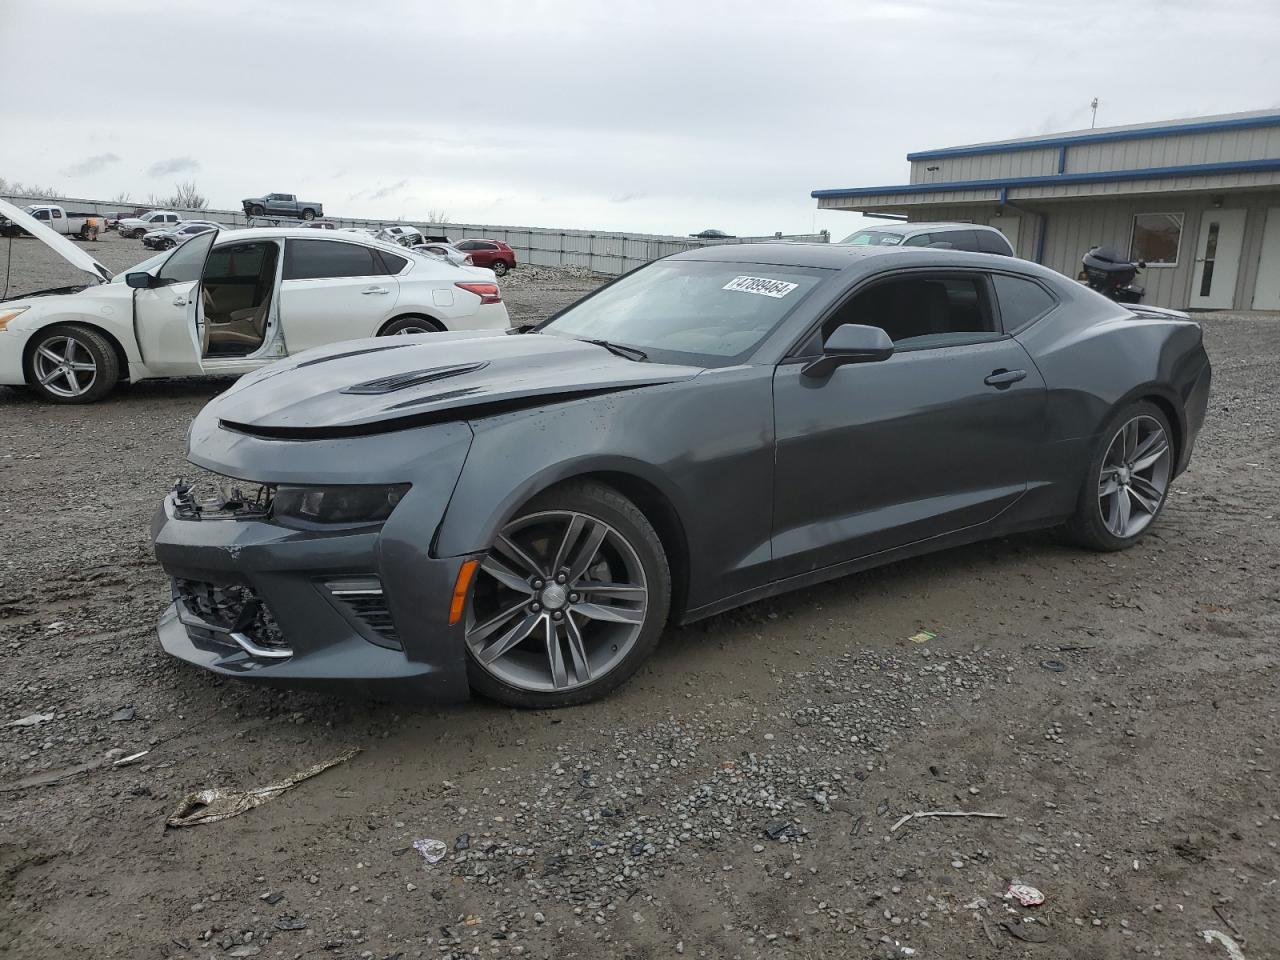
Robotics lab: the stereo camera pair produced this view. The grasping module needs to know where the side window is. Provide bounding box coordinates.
[204,241,270,281]
[376,250,408,274]
[34,209,49,220]
[52,209,64,219]
[283,239,381,280]
[931,229,979,251]
[455,240,477,251]
[902,233,932,247]
[817,274,999,350]
[478,241,499,251]
[977,230,1014,255]
[992,274,1056,331]
[156,231,217,285]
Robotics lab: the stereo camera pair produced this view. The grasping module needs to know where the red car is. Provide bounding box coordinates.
[455,239,516,276]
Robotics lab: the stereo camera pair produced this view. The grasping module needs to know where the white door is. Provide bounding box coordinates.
[1251,207,1280,310]
[278,238,401,353]
[989,214,1020,254]
[132,229,219,376]
[1189,209,1247,310]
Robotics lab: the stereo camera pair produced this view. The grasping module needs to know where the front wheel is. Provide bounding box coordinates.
[26,325,120,404]
[465,481,671,708]
[1065,401,1174,550]
[249,204,265,217]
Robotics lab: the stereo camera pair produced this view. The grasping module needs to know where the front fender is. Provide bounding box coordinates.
[8,294,144,365]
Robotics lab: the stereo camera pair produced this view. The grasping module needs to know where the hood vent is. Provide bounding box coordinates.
[342,361,489,395]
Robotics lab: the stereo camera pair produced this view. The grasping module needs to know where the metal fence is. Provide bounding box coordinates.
[0,193,829,275]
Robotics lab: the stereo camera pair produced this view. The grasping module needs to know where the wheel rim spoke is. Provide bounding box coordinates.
[566,522,608,582]
[37,346,64,364]
[477,611,542,665]
[574,582,647,599]
[38,367,64,386]
[480,556,535,595]
[1098,468,1121,498]
[468,599,531,646]
[494,534,546,580]
[564,615,591,683]
[1128,476,1162,513]
[574,601,644,625]
[1114,487,1131,535]
[545,618,569,688]
[1131,438,1170,472]
[550,514,586,574]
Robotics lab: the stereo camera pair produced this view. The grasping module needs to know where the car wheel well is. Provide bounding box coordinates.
[537,471,690,620]
[378,313,445,335]
[23,322,130,385]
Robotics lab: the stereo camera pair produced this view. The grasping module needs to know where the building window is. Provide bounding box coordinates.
[1130,213,1182,266]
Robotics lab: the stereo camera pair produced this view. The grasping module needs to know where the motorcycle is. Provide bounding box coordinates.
[1080,245,1145,303]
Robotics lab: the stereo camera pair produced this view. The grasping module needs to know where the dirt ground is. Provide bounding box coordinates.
[1,232,1278,960]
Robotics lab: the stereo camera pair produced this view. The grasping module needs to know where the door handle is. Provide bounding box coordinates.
[984,368,1027,388]
[362,286,390,295]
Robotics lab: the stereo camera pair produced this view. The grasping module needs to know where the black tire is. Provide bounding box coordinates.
[379,315,444,336]
[1064,400,1175,551]
[250,204,265,217]
[25,324,120,404]
[466,480,672,708]
[301,208,316,221]
[490,259,509,277]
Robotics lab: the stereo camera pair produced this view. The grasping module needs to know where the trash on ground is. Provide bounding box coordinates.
[454,833,471,851]
[890,809,1007,832]
[1201,930,1247,960]
[112,750,149,768]
[275,916,308,931]
[260,891,284,905]
[1005,883,1045,906]
[5,713,53,728]
[764,821,797,841]
[412,838,448,862]
[1039,659,1067,672]
[908,630,938,644]
[165,747,359,828]
[110,706,137,722]
[1002,919,1050,943]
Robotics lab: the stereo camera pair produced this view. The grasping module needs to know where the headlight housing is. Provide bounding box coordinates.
[272,484,409,525]
[0,307,29,331]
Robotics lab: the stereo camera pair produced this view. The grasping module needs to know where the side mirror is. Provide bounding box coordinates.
[126,272,157,289]
[802,323,894,378]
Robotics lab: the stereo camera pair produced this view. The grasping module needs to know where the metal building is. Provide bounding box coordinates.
[812,110,1280,310]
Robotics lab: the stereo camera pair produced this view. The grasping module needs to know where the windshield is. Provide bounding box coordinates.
[540,259,829,366]
[840,229,904,246]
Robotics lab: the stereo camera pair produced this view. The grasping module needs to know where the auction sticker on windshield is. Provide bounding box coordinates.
[723,275,799,298]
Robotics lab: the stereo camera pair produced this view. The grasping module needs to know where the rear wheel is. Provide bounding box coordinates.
[379,315,443,336]
[491,259,509,277]
[1065,401,1174,550]
[465,481,671,708]
[26,325,120,404]
[301,208,316,221]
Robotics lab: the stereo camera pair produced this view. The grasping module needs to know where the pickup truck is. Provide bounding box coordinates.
[0,204,105,239]
[241,193,323,220]
[117,210,182,239]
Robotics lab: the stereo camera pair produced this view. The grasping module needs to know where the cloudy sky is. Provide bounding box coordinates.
[2,0,1277,238]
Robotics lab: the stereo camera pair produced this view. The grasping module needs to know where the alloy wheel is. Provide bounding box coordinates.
[1097,414,1172,538]
[465,510,649,693]
[32,335,98,399]
[392,325,433,335]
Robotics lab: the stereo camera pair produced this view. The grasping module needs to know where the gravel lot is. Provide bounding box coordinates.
[2,232,1278,959]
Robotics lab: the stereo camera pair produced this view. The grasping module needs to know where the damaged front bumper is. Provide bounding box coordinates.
[151,416,479,701]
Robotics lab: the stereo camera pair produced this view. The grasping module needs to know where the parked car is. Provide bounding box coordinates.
[412,242,474,268]
[242,193,323,220]
[0,205,105,239]
[377,225,424,247]
[0,198,509,404]
[147,241,1210,708]
[839,221,1015,256]
[118,210,182,239]
[142,221,221,250]
[454,239,516,276]
[300,220,338,230]
[691,228,735,239]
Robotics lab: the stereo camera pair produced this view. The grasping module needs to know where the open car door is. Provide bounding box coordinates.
[131,229,219,376]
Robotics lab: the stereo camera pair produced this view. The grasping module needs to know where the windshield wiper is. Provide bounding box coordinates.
[578,338,648,362]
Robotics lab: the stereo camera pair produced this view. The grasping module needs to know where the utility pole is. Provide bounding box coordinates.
[1090,97,1100,129]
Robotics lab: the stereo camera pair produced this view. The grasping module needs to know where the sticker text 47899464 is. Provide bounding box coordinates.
[722,275,799,299]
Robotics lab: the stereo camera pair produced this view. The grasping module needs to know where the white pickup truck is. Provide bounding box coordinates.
[117,210,183,239]
[0,204,105,240]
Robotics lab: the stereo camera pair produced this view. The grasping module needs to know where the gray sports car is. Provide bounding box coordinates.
[151,243,1211,707]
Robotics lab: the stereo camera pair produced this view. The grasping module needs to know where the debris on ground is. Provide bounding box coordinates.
[1002,919,1050,943]
[165,748,360,827]
[1201,929,1247,960]
[5,713,53,728]
[412,838,448,862]
[1039,659,1067,672]
[908,630,938,644]
[1005,882,1045,906]
[111,750,149,768]
[109,706,136,722]
[890,809,1007,832]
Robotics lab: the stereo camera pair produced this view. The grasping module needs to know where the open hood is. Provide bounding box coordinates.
[210,331,703,439]
[0,197,113,283]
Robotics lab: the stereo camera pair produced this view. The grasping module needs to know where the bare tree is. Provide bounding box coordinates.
[168,180,207,210]
[111,190,134,203]
[424,208,450,225]
[0,177,63,199]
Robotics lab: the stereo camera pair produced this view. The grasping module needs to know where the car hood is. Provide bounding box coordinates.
[209,331,704,439]
[0,197,113,284]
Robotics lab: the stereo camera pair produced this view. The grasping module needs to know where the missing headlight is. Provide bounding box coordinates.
[272,484,410,525]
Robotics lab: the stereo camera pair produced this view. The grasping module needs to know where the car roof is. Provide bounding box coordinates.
[667,241,904,269]
[854,221,1002,236]
[210,226,411,255]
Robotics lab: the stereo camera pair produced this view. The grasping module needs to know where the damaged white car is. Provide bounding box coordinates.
[0,199,512,403]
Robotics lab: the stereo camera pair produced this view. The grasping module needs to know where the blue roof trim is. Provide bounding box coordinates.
[905,113,1280,161]
[811,157,1280,200]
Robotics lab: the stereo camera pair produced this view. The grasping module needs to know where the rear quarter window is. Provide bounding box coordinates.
[993,274,1057,331]
[977,230,1014,255]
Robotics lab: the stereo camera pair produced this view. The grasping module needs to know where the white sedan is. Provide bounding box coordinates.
[0,199,511,403]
